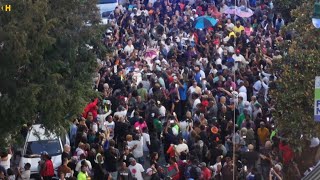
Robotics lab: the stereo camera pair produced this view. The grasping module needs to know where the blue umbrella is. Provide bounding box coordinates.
[194,16,218,29]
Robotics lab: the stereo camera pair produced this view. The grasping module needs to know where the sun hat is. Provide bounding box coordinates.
[310,137,320,148]
[211,126,219,134]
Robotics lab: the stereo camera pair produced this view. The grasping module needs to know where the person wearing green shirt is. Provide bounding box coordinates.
[77,165,90,180]
[237,111,248,128]
[137,83,148,102]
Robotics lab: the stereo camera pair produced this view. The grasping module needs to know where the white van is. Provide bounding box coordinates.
[97,0,118,24]
[19,124,69,179]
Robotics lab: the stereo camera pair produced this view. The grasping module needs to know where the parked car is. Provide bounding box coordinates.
[19,124,69,179]
[97,0,118,24]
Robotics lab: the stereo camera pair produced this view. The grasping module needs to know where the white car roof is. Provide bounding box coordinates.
[27,124,58,142]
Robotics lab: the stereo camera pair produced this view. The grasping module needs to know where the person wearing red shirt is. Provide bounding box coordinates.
[279,140,294,164]
[40,152,54,180]
[82,98,99,120]
[200,162,212,180]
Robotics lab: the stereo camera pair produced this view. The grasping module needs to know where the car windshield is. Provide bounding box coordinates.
[25,139,62,157]
[99,0,117,4]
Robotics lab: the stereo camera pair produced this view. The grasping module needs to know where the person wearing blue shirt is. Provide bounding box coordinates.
[177,79,188,119]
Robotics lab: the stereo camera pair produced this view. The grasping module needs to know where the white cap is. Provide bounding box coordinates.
[310,137,320,148]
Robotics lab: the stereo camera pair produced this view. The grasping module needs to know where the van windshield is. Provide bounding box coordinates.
[99,0,117,4]
[25,140,62,157]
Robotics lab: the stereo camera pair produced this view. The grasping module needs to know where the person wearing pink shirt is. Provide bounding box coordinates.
[134,118,148,132]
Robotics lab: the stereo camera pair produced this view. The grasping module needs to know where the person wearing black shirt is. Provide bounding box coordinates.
[208,142,223,166]
[121,146,135,167]
[104,140,120,179]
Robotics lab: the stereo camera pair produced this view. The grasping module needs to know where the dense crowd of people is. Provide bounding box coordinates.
[0,0,310,180]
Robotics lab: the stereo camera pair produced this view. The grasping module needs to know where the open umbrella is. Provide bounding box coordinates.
[144,48,158,60]
[194,16,218,29]
[236,6,254,18]
[222,6,237,15]
[144,48,159,69]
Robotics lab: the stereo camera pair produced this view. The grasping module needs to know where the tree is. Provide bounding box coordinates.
[273,0,304,23]
[0,0,106,144]
[271,0,320,174]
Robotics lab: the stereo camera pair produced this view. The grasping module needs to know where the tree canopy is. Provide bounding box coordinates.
[0,0,106,144]
[271,0,320,151]
[273,0,304,23]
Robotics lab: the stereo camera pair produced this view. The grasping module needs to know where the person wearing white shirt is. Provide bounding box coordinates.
[104,116,115,139]
[128,158,144,180]
[114,106,128,119]
[17,163,31,180]
[225,19,235,30]
[238,81,248,102]
[215,57,222,65]
[261,77,269,100]
[193,96,201,112]
[233,50,249,69]
[0,151,12,170]
[157,101,166,117]
[75,154,92,173]
[127,135,144,161]
[142,129,150,166]
[174,138,189,157]
[253,79,262,96]
[124,40,135,56]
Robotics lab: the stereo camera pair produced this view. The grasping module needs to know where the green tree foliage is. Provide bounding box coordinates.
[271,0,320,151]
[0,0,106,143]
[273,0,304,22]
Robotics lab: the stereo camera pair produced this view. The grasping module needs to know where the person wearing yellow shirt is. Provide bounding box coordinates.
[77,165,91,180]
[257,122,270,146]
[233,21,245,35]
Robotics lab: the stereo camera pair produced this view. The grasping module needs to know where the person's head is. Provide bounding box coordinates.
[192,81,197,87]
[260,121,265,128]
[78,142,85,149]
[199,162,207,169]
[169,157,176,164]
[73,118,79,125]
[251,96,256,102]
[236,21,241,27]
[87,112,93,120]
[81,165,87,173]
[126,134,133,142]
[178,137,184,144]
[24,163,31,170]
[0,152,8,159]
[248,144,254,152]
[142,127,148,133]
[274,164,282,172]
[151,152,159,161]
[80,153,86,160]
[64,144,71,153]
[220,96,226,104]
[265,141,272,149]
[107,115,113,123]
[7,168,14,176]
[109,139,116,148]
[139,117,144,123]
[124,146,130,154]
[216,155,222,163]
[128,39,132,45]
[186,111,192,119]
[129,157,136,166]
